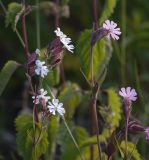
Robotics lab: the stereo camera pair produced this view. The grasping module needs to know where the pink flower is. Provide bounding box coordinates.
[145,127,149,140]
[119,87,137,102]
[103,20,121,40]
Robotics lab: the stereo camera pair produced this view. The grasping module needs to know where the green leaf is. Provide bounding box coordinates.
[5,2,22,31]
[58,82,82,119]
[15,114,48,160]
[120,141,142,160]
[0,60,19,96]
[76,29,112,83]
[99,0,117,24]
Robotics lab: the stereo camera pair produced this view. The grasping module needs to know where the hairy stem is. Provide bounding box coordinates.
[125,110,130,160]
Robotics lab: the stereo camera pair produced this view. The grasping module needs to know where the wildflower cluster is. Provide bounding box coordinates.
[32,87,65,116]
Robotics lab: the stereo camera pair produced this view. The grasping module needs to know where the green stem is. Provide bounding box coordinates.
[121,0,126,85]
[63,117,85,160]
[36,0,40,49]
[15,29,25,47]
[0,0,25,48]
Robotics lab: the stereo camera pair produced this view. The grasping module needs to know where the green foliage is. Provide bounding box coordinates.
[15,114,48,160]
[58,82,82,119]
[120,141,142,160]
[56,122,88,160]
[76,29,112,83]
[0,60,19,96]
[5,2,23,31]
[99,0,117,24]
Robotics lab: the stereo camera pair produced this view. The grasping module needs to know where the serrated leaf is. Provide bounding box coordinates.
[76,29,112,83]
[58,82,82,119]
[0,60,19,96]
[99,0,117,24]
[15,114,48,160]
[5,2,22,30]
[120,141,141,160]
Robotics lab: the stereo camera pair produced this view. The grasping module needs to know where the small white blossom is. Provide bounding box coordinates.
[103,20,121,40]
[119,87,137,102]
[47,99,65,116]
[35,60,49,78]
[35,48,40,55]
[54,27,74,53]
[32,88,51,104]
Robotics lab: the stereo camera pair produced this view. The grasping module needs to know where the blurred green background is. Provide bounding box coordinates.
[1,0,149,159]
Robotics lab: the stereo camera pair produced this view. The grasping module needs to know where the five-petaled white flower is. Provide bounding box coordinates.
[32,88,51,104]
[54,27,74,53]
[35,60,49,78]
[103,20,121,40]
[119,87,137,102]
[35,48,40,55]
[47,99,65,116]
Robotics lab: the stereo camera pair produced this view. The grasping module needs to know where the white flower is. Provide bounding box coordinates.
[54,27,74,53]
[119,87,137,102]
[35,60,49,78]
[47,99,65,116]
[103,20,121,40]
[32,88,51,104]
[35,48,40,55]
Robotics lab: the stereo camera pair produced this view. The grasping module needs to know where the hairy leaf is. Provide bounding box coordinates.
[58,82,82,119]
[15,114,48,160]
[5,2,22,30]
[0,60,19,96]
[120,141,141,160]
[99,0,117,24]
[76,29,112,83]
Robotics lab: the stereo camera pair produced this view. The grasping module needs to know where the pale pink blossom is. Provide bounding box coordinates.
[119,87,137,102]
[103,20,121,40]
